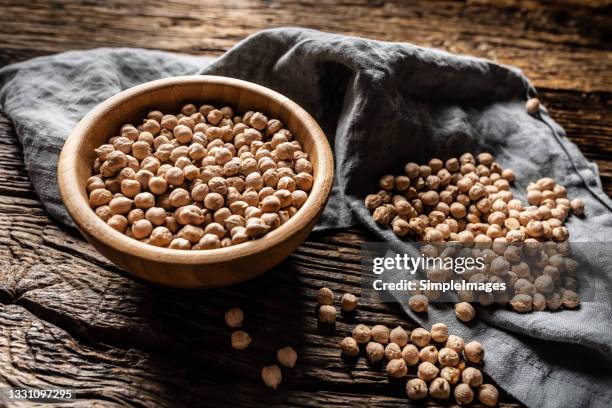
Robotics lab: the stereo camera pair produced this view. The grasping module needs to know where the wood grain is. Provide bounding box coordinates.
[0,0,611,406]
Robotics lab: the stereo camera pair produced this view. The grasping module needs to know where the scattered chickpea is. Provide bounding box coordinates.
[411,328,431,348]
[417,361,439,381]
[389,325,409,347]
[231,330,252,350]
[386,358,408,378]
[352,324,372,344]
[478,384,499,407]
[340,336,359,357]
[261,365,282,390]
[462,367,483,387]
[454,302,476,322]
[365,341,385,363]
[224,307,244,328]
[318,305,337,324]
[429,377,451,400]
[371,325,390,345]
[401,344,420,366]
[341,293,359,312]
[365,152,584,313]
[445,335,464,353]
[277,346,298,368]
[454,383,474,405]
[419,345,438,364]
[464,341,485,364]
[408,294,429,313]
[406,378,428,400]
[317,287,334,305]
[431,322,449,343]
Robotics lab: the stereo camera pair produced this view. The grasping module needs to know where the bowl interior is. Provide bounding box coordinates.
[61,75,333,266]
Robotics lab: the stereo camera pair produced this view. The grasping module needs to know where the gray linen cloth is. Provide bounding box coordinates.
[1,28,611,407]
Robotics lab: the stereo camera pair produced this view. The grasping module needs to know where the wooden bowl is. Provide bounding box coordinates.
[58,75,334,288]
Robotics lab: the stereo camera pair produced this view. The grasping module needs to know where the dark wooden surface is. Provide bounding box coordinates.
[0,1,610,407]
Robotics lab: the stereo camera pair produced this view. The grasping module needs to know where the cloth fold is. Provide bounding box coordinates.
[1,27,611,407]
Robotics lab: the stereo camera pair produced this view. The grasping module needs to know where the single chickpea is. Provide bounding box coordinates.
[261,365,282,390]
[410,327,431,348]
[408,294,429,312]
[109,197,133,215]
[445,335,464,353]
[371,325,390,344]
[438,347,460,367]
[134,192,156,209]
[419,345,438,364]
[131,219,153,239]
[417,361,439,381]
[340,336,359,356]
[406,378,428,400]
[386,358,409,379]
[454,383,474,405]
[478,384,499,407]
[352,324,371,344]
[169,237,191,249]
[318,305,337,324]
[429,377,451,400]
[389,325,408,347]
[462,366,483,387]
[317,287,334,305]
[127,208,145,224]
[385,343,402,360]
[401,344,420,366]
[277,346,298,368]
[89,189,113,207]
[510,294,533,313]
[149,226,173,247]
[365,341,384,363]
[341,293,359,312]
[431,322,449,343]
[440,366,461,385]
[193,234,221,250]
[464,341,485,364]
[107,214,128,232]
[95,205,112,221]
[454,302,476,322]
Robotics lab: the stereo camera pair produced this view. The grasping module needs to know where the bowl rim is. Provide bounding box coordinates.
[58,75,334,265]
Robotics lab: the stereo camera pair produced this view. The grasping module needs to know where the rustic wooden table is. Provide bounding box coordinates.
[0,1,610,407]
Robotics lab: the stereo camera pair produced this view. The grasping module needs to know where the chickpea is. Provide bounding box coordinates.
[352,324,371,344]
[411,328,431,348]
[464,341,485,364]
[478,384,499,407]
[417,361,439,381]
[107,214,128,232]
[365,341,384,363]
[431,322,448,343]
[341,293,359,312]
[385,343,402,361]
[131,219,153,239]
[404,378,428,401]
[445,335,464,353]
[340,336,359,356]
[419,345,438,364]
[371,325,390,345]
[454,302,475,322]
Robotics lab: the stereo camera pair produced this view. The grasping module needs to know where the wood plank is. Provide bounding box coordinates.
[0,0,610,92]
